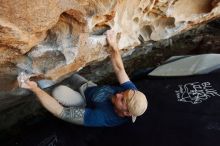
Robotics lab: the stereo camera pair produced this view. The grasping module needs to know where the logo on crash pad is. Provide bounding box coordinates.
[175,82,220,104]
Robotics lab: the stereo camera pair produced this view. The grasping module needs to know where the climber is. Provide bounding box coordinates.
[18,29,148,127]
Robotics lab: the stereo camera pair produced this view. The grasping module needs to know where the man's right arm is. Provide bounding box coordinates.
[107,30,130,84]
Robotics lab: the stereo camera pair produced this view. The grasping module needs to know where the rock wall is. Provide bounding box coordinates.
[0,0,220,92]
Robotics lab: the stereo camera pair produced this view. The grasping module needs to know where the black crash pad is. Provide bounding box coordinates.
[10,73,220,146]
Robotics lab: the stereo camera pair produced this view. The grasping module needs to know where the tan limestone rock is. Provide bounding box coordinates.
[0,0,220,91]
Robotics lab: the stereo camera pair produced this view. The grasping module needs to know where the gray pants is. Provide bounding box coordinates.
[52,74,97,125]
[52,74,97,107]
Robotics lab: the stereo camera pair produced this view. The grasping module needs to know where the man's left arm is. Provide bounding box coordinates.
[20,80,85,125]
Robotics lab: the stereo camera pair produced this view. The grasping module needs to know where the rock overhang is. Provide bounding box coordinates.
[0,0,220,92]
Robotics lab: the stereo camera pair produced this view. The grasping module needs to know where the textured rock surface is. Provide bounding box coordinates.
[79,19,220,84]
[1,0,220,92]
